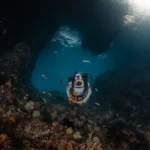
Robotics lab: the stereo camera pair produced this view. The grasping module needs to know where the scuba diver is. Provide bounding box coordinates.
[66,72,92,105]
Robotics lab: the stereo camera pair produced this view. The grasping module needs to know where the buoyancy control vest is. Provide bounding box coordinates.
[68,74,88,97]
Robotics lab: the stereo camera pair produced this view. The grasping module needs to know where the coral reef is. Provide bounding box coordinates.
[0,77,148,150]
[0,43,150,149]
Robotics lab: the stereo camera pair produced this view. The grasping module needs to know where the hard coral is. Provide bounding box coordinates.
[9,116,15,123]
[24,101,34,111]
[66,127,73,134]
[0,133,12,149]
[0,134,8,143]
[73,132,82,139]
[46,139,102,150]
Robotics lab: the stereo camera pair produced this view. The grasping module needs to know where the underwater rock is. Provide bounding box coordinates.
[75,120,84,128]
[105,110,114,120]
[70,110,77,117]
[34,102,41,110]
[17,101,26,111]
[24,124,32,134]
[55,105,65,113]
[32,111,40,118]
[88,119,94,125]
[79,115,86,122]
[87,124,93,132]
[92,136,100,144]
[73,118,79,127]
[24,101,34,111]
[94,126,100,132]
[73,132,82,140]
[66,127,73,134]
[50,111,57,120]
[39,110,52,124]
[62,118,75,129]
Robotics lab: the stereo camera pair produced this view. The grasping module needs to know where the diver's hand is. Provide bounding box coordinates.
[68,97,73,103]
[73,100,84,105]
[68,97,72,101]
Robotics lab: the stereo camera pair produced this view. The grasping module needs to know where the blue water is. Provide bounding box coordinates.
[31,26,116,93]
[31,16,150,94]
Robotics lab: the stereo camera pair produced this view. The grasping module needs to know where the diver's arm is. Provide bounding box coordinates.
[66,81,72,98]
[83,83,92,103]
